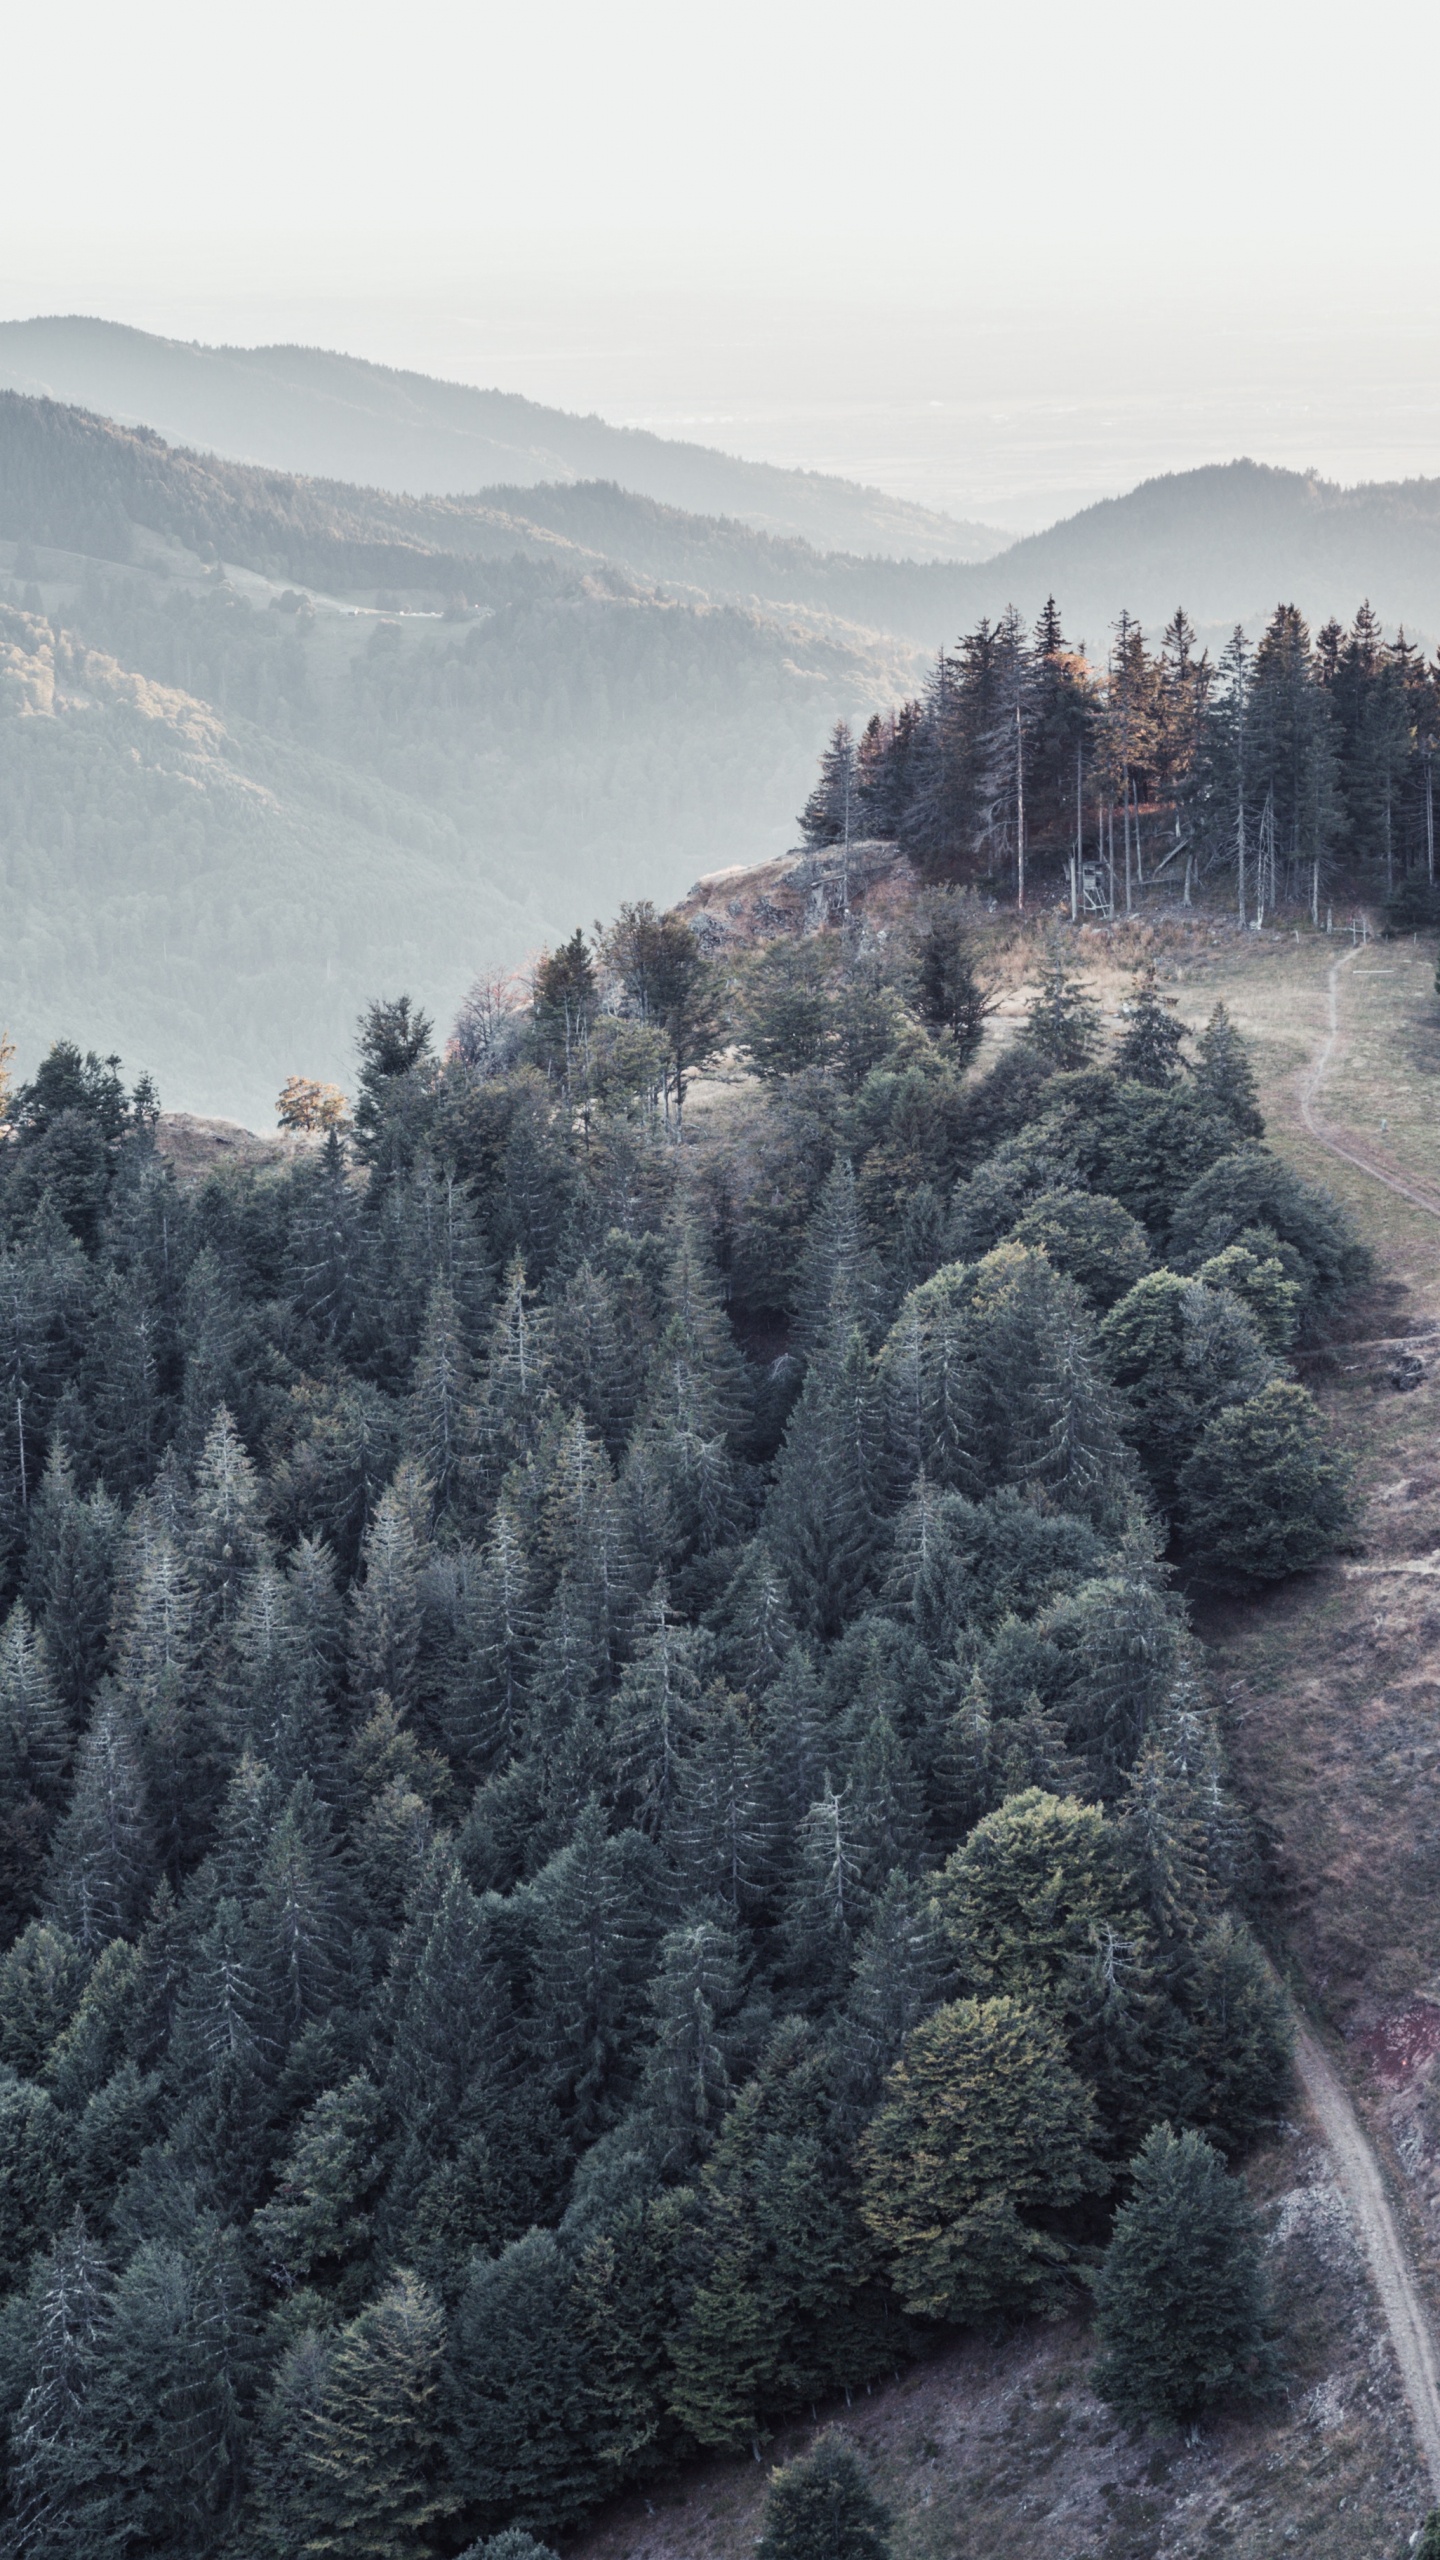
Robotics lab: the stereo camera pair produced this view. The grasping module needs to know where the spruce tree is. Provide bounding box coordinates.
[1114,966,1188,1085]
[23,1443,119,1720]
[766,1331,882,1643]
[278,2269,454,2559]
[1178,1378,1353,1584]
[45,1688,153,1951]
[1092,2125,1276,2423]
[445,2231,597,2537]
[7,2212,112,2559]
[1192,1004,1264,1138]
[1022,948,1102,1070]
[756,2430,892,2560]
[636,1910,744,2169]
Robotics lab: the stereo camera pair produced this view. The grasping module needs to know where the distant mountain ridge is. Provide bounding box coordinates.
[0,315,1006,563]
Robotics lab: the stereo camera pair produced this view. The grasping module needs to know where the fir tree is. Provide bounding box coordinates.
[350,1475,428,1718]
[445,2232,597,2538]
[1191,1005,1264,1138]
[1114,965,1188,1086]
[1092,2125,1276,2423]
[756,2430,892,2560]
[798,722,859,852]
[7,2213,112,2559]
[637,1910,744,2170]
[275,2269,454,2558]
[406,1281,477,1529]
[766,1331,883,1643]
[1022,947,1103,1070]
[23,1443,119,1721]
[526,1802,666,2137]
[1178,1378,1353,1583]
[45,1688,153,1950]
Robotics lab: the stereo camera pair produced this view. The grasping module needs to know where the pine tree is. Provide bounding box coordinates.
[1092,2125,1276,2423]
[756,2430,892,2560]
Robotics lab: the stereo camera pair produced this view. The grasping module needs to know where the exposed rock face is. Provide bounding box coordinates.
[678,838,908,950]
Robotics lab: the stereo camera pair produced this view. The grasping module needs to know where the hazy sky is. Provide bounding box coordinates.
[5,0,1440,525]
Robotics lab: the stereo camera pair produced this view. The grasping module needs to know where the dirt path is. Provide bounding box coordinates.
[1299,945,1440,1217]
[1293,2026,1440,2495]
[1287,942,1440,2496]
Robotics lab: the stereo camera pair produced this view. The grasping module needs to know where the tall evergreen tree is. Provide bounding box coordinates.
[1093,2125,1276,2423]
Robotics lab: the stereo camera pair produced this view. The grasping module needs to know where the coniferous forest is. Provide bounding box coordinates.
[801,598,1440,924]
[0,899,1367,2558]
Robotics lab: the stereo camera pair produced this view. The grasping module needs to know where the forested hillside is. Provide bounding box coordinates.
[7,386,1440,1124]
[801,593,1440,917]
[0,318,1002,562]
[0,901,1365,2557]
[0,396,917,1115]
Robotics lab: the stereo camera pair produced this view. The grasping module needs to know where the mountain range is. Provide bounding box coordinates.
[3,327,1440,1120]
[0,316,1004,564]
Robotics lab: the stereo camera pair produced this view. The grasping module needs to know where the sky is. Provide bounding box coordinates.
[4,0,1440,526]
